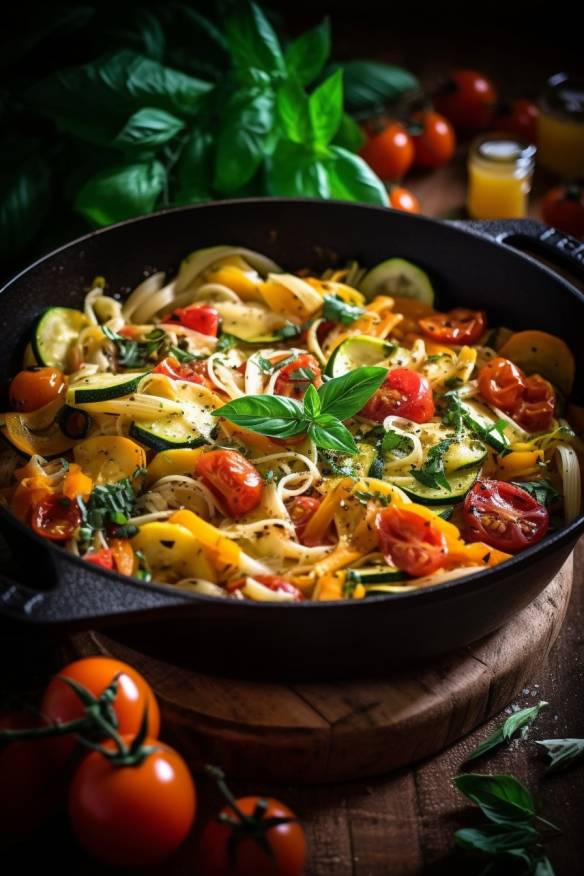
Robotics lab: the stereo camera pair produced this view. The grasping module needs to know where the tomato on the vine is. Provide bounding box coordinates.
[163,305,220,336]
[411,110,456,168]
[375,507,448,577]
[196,450,264,518]
[359,122,414,181]
[419,308,486,345]
[31,494,82,541]
[435,70,497,130]
[69,737,196,868]
[274,353,322,400]
[9,367,65,413]
[360,367,435,423]
[495,99,539,144]
[463,479,549,552]
[388,185,420,214]
[541,185,584,240]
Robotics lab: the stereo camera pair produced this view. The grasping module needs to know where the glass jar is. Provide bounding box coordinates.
[537,73,584,178]
[466,134,536,220]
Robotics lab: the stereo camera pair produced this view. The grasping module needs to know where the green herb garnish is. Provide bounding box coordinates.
[410,439,453,491]
[322,294,365,325]
[464,702,549,765]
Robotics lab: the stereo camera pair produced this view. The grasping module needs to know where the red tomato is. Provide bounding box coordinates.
[69,737,196,868]
[514,374,555,432]
[289,495,326,546]
[411,110,456,168]
[227,574,304,601]
[274,353,322,400]
[435,69,497,130]
[463,479,549,552]
[31,494,82,541]
[84,548,114,569]
[198,795,306,876]
[153,356,208,385]
[40,657,160,766]
[495,99,539,144]
[388,185,421,214]
[196,450,264,518]
[360,368,435,423]
[164,305,220,336]
[478,357,527,410]
[375,507,448,577]
[359,122,414,180]
[541,185,584,240]
[419,308,486,345]
[9,367,65,412]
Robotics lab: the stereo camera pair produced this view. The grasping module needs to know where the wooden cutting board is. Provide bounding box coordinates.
[64,556,573,784]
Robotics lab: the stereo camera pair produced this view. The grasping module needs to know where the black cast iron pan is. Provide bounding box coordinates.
[0,200,583,676]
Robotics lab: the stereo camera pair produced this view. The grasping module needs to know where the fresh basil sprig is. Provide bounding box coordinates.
[411,438,453,491]
[213,366,387,455]
[464,701,549,765]
[322,294,365,325]
[536,737,584,773]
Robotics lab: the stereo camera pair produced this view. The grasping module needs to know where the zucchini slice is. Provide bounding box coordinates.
[325,335,396,377]
[359,258,435,306]
[32,307,89,372]
[347,566,408,585]
[394,466,481,505]
[130,417,210,452]
[131,381,220,452]
[68,372,148,404]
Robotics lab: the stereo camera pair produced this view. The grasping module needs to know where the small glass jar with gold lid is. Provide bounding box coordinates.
[537,73,584,178]
[466,134,536,220]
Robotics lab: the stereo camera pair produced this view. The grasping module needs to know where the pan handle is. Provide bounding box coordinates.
[454,218,584,287]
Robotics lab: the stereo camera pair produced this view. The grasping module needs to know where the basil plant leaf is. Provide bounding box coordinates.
[284,18,330,86]
[0,148,51,259]
[330,60,418,113]
[265,140,331,199]
[309,68,343,147]
[309,417,359,454]
[464,701,549,765]
[332,112,366,153]
[113,107,185,150]
[75,161,166,226]
[225,1,284,76]
[303,384,321,419]
[213,394,306,438]
[454,774,536,825]
[174,128,214,204]
[214,86,275,193]
[318,366,387,420]
[327,146,388,206]
[277,81,311,144]
[454,823,539,854]
[536,738,584,773]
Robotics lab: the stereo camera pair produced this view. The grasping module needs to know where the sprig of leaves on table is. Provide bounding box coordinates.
[1,1,418,261]
[536,738,584,773]
[463,702,549,765]
[213,365,387,454]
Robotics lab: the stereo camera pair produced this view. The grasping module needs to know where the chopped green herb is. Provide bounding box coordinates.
[411,439,453,491]
[511,479,561,508]
[322,294,365,325]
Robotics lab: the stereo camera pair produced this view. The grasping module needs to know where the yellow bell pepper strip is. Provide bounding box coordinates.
[73,436,147,485]
[492,450,544,481]
[300,477,353,546]
[219,421,283,455]
[260,275,323,321]
[131,521,218,584]
[1,396,76,457]
[10,476,53,521]
[305,278,366,307]
[313,572,346,600]
[204,263,263,301]
[145,447,206,486]
[62,464,93,501]
[168,509,271,577]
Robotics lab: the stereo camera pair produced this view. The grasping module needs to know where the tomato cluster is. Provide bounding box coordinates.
[478,357,555,432]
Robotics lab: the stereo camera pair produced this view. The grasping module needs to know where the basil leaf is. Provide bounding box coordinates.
[309,416,359,454]
[75,161,166,226]
[454,774,536,824]
[214,86,275,193]
[330,60,418,113]
[225,1,284,76]
[411,439,453,492]
[455,823,539,854]
[333,112,366,153]
[0,147,51,259]
[382,430,414,458]
[163,7,228,78]
[318,366,387,420]
[322,294,365,325]
[284,18,330,86]
[464,702,549,764]
[215,333,238,352]
[536,738,584,773]
[309,68,343,147]
[174,128,214,204]
[103,8,166,61]
[266,140,331,199]
[113,107,185,150]
[511,480,561,508]
[326,146,388,206]
[303,384,321,419]
[213,395,306,438]
[277,81,311,144]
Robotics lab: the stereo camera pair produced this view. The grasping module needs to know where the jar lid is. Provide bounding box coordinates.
[540,72,584,121]
[474,134,536,165]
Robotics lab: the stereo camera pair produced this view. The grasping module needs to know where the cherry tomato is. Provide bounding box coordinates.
[40,657,160,766]
[289,495,325,546]
[31,494,82,541]
[153,356,208,385]
[110,538,136,576]
[360,367,435,423]
[163,305,220,336]
[419,307,486,345]
[463,479,549,552]
[375,507,448,577]
[411,110,456,168]
[514,374,555,432]
[198,795,306,876]
[435,70,497,130]
[359,122,414,181]
[274,353,322,400]
[228,574,304,601]
[495,99,539,144]
[478,356,527,410]
[69,736,196,868]
[541,185,584,240]
[9,367,65,413]
[196,450,264,518]
[84,548,114,569]
[388,185,421,213]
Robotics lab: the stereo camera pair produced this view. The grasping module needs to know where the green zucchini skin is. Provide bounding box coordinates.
[130,422,208,452]
[397,466,481,505]
[359,258,435,306]
[32,307,89,371]
[347,566,408,584]
[69,373,147,403]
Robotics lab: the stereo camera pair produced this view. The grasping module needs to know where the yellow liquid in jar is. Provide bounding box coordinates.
[538,111,584,178]
[466,136,534,220]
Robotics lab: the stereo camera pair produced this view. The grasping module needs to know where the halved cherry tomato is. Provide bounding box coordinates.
[9,367,65,413]
[274,353,322,400]
[478,356,526,410]
[198,794,306,876]
[228,574,304,601]
[153,356,208,385]
[163,305,220,336]
[40,657,160,767]
[514,374,555,432]
[69,736,196,868]
[541,184,584,240]
[411,110,456,169]
[388,185,420,214]
[463,479,549,552]
[359,122,414,181]
[196,450,264,518]
[289,495,328,546]
[375,507,448,577]
[435,69,497,130]
[495,99,539,144]
[84,548,114,569]
[31,494,82,541]
[110,538,136,576]
[419,308,486,345]
[360,367,435,423]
